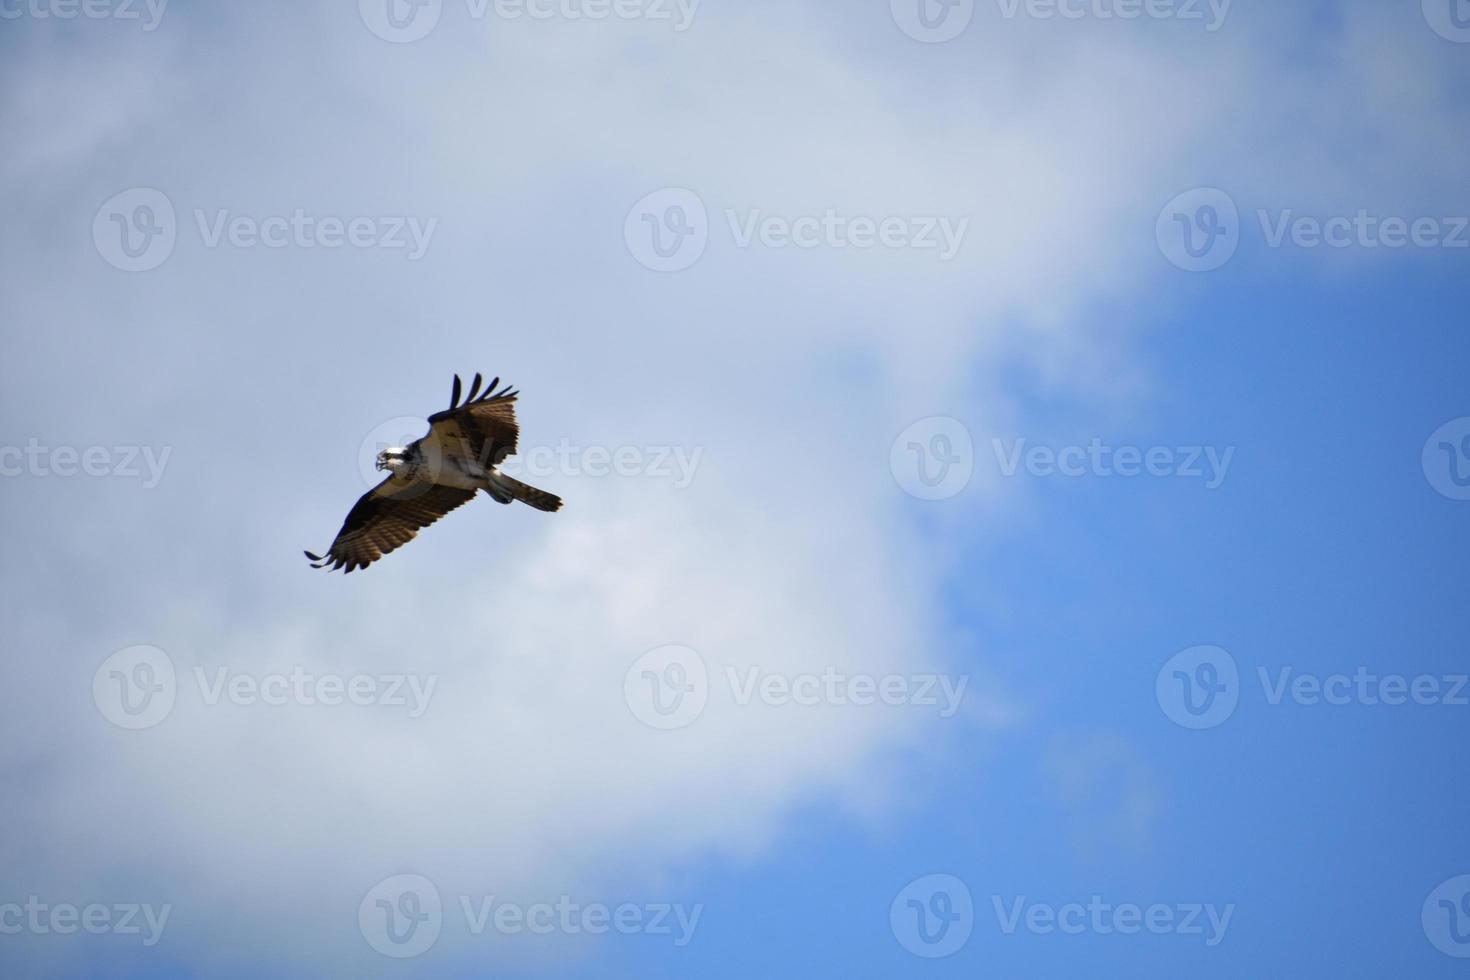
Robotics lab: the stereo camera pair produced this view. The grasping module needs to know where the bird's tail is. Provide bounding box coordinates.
[485,473,563,512]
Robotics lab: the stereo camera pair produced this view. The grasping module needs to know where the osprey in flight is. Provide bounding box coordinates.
[306,373,562,573]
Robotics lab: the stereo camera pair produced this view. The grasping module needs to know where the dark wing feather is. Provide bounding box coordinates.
[305,475,476,573]
[426,376,520,468]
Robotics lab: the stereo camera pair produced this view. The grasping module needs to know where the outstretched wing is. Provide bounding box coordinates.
[425,372,520,468]
[305,475,477,573]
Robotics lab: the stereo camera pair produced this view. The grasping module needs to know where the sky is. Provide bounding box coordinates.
[1,0,1468,976]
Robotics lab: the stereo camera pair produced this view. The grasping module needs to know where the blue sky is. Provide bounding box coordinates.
[2,0,1469,977]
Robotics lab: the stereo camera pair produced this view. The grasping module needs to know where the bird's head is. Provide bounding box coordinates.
[375,448,409,473]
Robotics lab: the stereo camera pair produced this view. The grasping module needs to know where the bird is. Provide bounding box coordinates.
[305,373,562,573]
